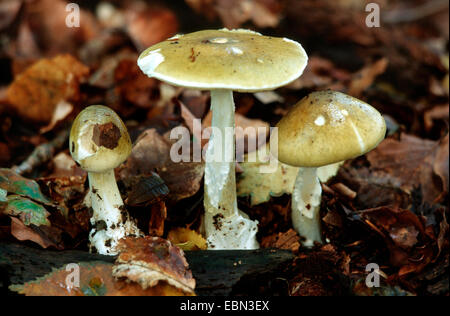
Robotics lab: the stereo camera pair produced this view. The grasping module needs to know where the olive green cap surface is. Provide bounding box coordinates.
[275,91,386,167]
[70,105,132,173]
[137,29,308,92]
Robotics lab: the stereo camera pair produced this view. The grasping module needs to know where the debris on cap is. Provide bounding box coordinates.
[112,236,196,294]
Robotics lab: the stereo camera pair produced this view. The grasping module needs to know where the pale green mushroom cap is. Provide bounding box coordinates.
[137,29,308,92]
[70,105,132,173]
[275,91,386,167]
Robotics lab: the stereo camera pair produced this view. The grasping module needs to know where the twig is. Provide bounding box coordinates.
[12,128,70,175]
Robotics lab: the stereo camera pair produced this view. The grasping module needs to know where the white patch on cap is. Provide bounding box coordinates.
[210,37,229,44]
[76,137,94,161]
[137,49,165,76]
[257,58,264,63]
[341,109,349,116]
[167,34,182,41]
[349,120,365,151]
[314,115,326,126]
[227,46,243,55]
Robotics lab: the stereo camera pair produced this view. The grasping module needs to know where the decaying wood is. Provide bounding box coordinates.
[0,243,295,296]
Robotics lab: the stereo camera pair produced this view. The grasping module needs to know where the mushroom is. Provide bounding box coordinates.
[70,105,141,255]
[137,29,308,249]
[273,91,386,247]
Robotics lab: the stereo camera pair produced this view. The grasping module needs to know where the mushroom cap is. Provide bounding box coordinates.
[137,29,308,92]
[275,91,386,167]
[70,105,132,173]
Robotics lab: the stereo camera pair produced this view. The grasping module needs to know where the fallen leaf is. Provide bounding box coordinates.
[7,55,89,123]
[0,187,7,202]
[348,58,389,97]
[423,104,449,132]
[167,227,207,251]
[3,195,51,226]
[113,237,195,294]
[21,0,100,56]
[261,228,301,252]
[287,56,351,90]
[113,57,158,109]
[124,173,169,207]
[50,152,86,178]
[0,168,52,205]
[10,217,61,249]
[357,206,435,273]
[0,0,21,31]
[367,133,449,204]
[148,200,167,237]
[125,3,178,51]
[186,0,284,29]
[10,262,187,296]
[121,129,204,201]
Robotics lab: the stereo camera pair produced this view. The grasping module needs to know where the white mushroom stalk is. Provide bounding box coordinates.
[291,161,343,246]
[88,170,141,255]
[70,105,142,255]
[204,90,259,249]
[291,167,323,247]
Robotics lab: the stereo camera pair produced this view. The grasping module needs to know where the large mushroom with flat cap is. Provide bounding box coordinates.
[70,105,142,255]
[273,91,386,247]
[137,29,308,249]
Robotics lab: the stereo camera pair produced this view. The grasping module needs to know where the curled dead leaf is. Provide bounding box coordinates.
[113,237,195,294]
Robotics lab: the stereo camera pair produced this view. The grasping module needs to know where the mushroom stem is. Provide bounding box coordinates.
[292,167,323,247]
[88,169,141,255]
[204,89,259,250]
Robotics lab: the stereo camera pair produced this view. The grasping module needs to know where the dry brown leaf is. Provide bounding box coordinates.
[10,262,188,296]
[366,133,449,204]
[50,152,86,178]
[348,58,389,97]
[125,4,178,51]
[7,55,89,123]
[113,237,195,294]
[358,206,434,274]
[186,0,284,29]
[0,0,21,31]
[21,0,100,56]
[121,129,204,201]
[113,57,158,108]
[423,104,449,132]
[10,217,62,249]
[287,56,351,90]
[261,229,301,252]
[148,200,167,237]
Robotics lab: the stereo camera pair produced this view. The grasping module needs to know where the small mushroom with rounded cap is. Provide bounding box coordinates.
[70,105,142,255]
[137,29,308,249]
[273,91,386,247]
